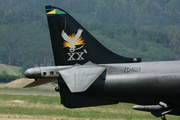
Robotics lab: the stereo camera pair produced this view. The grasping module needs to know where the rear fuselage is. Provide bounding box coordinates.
[96,61,180,105]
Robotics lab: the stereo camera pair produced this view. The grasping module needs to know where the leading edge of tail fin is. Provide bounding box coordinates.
[45,5,141,66]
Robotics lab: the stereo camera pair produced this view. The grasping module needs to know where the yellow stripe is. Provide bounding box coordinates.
[47,10,56,14]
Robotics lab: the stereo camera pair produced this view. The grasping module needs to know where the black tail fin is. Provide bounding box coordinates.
[45,5,141,66]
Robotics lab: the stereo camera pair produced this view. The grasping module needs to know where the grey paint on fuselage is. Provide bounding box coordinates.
[100,61,180,105]
[24,60,180,106]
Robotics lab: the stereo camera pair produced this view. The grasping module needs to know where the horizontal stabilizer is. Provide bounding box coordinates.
[59,65,106,93]
[23,78,57,88]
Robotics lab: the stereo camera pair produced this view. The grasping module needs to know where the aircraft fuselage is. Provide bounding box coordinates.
[101,61,180,105]
[25,60,180,106]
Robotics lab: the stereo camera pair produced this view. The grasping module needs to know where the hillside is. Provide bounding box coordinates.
[0,78,56,89]
[0,64,21,76]
[0,64,21,83]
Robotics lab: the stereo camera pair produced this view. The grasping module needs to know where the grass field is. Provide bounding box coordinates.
[0,88,179,120]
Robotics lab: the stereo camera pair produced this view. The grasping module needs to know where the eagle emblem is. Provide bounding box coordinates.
[61,29,85,52]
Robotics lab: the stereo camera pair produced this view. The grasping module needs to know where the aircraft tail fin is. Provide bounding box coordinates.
[45,5,141,66]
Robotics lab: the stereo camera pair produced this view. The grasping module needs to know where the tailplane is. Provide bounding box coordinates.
[45,5,141,66]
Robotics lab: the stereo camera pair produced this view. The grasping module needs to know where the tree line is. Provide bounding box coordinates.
[0,0,180,69]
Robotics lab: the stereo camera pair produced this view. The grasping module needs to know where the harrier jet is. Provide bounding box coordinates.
[24,5,180,120]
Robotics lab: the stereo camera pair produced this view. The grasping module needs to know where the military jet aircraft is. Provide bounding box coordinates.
[24,5,180,120]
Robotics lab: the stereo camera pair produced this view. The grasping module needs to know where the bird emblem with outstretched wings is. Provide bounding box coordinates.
[61,29,85,52]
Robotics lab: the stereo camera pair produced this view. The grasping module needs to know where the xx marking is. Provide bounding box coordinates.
[67,52,84,61]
